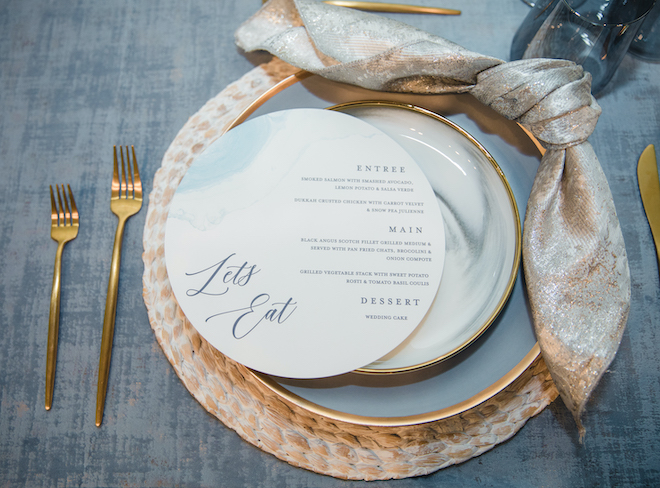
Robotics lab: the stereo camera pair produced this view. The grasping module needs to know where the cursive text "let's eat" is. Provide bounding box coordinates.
[185,253,297,340]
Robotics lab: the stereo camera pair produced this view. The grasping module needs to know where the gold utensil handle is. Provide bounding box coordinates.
[323,0,461,14]
[638,144,660,270]
[96,216,128,426]
[45,242,65,410]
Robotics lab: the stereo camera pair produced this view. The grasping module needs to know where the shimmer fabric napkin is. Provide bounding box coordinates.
[235,0,631,438]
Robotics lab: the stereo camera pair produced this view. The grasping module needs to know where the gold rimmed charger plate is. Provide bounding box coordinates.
[222,71,543,427]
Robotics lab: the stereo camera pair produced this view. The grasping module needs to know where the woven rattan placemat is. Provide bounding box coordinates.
[141,58,558,481]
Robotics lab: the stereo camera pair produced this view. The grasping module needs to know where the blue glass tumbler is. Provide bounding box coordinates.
[629,3,660,60]
[511,0,656,94]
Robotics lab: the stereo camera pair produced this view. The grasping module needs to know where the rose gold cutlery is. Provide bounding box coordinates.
[261,0,461,15]
[96,145,142,426]
[323,1,460,14]
[46,184,79,410]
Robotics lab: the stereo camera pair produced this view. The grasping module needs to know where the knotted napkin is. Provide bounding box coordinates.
[235,0,631,439]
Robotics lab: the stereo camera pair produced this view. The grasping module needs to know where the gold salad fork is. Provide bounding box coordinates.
[96,145,142,427]
[46,185,79,410]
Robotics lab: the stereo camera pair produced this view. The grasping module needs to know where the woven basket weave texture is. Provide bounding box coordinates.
[141,58,558,481]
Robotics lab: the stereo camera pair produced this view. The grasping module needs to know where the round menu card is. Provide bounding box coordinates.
[165,108,445,378]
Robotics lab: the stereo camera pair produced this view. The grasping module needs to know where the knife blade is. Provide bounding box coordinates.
[637,144,660,269]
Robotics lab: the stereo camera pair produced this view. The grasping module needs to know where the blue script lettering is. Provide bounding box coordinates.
[185,253,260,296]
[206,294,298,339]
[184,253,297,339]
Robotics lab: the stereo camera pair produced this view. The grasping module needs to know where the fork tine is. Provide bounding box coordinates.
[131,145,142,198]
[50,186,58,225]
[112,146,120,199]
[120,145,127,199]
[56,185,65,225]
[67,184,79,225]
[60,184,71,226]
[125,146,134,195]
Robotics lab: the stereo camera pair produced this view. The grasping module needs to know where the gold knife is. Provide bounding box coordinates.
[323,1,460,14]
[638,144,660,269]
[261,0,461,15]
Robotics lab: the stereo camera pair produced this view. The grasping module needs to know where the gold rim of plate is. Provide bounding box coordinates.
[251,344,541,427]
[226,70,541,426]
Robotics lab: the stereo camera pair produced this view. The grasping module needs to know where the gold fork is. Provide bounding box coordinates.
[96,145,142,427]
[46,184,79,411]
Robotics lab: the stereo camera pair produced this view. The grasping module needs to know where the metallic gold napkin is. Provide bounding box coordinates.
[235,0,631,439]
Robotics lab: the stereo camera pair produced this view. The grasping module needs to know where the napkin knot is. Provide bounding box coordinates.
[471,59,601,149]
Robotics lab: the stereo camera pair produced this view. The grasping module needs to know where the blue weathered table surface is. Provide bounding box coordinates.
[1,0,659,486]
